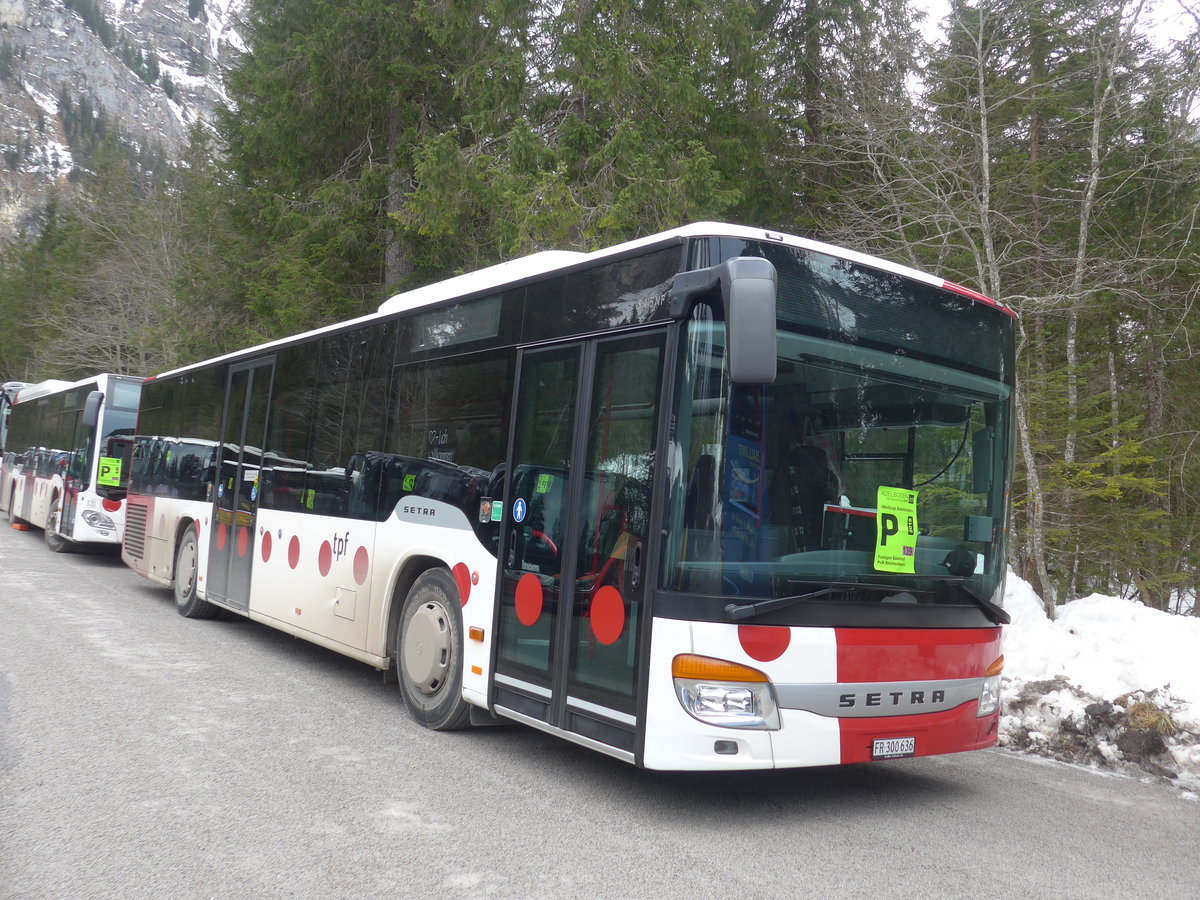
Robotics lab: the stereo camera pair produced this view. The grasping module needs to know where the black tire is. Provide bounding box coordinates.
[44,500,73,553]
[396,568,471,731]
[5,487,26,525]
[174,529,219,619]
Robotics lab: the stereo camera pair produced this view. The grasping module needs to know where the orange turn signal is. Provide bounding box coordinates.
[985,655,1005,677]
[672,654,769,683]
[469,627,484,642]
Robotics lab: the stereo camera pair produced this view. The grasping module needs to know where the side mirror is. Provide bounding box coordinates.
[670,257,778,384]
[724,258,778,384]
[82,391,104,429]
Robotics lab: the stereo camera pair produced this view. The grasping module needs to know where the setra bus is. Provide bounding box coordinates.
[1,374,143,552]
[122,223,1013,770]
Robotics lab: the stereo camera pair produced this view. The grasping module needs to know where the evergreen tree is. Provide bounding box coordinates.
[218,0,480,331]
[400,0,788,274]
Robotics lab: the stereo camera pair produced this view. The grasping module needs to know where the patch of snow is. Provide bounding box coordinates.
[1001,569,1200,791]
[21,80,62,117]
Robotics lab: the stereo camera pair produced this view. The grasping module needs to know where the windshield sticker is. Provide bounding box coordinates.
[536,473,553,494]
[875,486,917,574]
[97,456,122,487]
[513,497,527,523]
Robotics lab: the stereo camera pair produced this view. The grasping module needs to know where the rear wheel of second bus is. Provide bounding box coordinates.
[396,568,471,731]
[174,529,219,619]
[5,488,27,526]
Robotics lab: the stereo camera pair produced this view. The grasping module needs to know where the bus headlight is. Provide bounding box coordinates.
[82,510,116,530]
[977,656,1004,717]
[672,654,780,730]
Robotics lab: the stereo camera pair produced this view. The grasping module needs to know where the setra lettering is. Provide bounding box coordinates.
[835,688,950,709]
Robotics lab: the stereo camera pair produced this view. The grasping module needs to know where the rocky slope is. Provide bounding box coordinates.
[0,0,243,239]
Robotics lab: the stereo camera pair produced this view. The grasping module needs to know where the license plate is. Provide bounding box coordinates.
[872,737,916,760]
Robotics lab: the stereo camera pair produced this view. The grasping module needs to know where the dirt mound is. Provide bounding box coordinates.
[1000,678,1198,788]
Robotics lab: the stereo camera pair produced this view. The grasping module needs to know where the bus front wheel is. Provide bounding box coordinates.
[44,501,72,553]
[174,530,218,619]
[396,568,471,731]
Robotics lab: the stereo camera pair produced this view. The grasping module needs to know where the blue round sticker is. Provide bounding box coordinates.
[513,498,527,523]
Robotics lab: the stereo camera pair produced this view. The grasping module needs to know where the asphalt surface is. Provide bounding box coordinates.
[2,522,1197,899]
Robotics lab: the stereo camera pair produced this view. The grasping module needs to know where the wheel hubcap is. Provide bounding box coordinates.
[403,601,451,695]
[177,543,196,599]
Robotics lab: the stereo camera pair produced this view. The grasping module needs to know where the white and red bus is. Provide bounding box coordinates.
[1,374,143,552]
[122,223,1013,770]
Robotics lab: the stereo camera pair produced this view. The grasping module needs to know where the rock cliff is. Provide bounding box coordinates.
[0,0,243,238]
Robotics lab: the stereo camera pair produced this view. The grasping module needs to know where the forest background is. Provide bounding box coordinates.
[1,0,1198,618]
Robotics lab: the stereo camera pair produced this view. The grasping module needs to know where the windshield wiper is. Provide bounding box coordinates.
[724,579,1013,625]
[955,580,1011,625]
[724,582,912,621]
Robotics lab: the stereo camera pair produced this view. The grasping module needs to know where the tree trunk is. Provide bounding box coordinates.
[1016,371,1057,616]
[385,106,413,289]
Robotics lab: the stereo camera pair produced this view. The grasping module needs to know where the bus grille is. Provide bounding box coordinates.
[124,502,148,560]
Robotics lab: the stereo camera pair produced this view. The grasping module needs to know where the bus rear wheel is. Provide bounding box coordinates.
[174,529,219,619]
[5,488,26,525]
[44,503,72,553]
[396,568,471,731]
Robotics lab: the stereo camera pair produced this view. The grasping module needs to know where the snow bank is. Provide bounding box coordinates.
[1000,570,1200,791]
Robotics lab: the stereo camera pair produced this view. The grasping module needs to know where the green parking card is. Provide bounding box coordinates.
[875,486,917,574]
[97,456,122,487]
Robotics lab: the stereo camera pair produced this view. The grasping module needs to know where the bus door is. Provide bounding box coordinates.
[207,359,274,612]
[60,403,92,539]
[493,331,666,759]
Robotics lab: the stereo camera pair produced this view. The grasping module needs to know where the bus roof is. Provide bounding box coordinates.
[376,222,953,314]
[149,222,1012,381]
[375,222,1013,317]
[9,379,75,404]
[9,374,142,405]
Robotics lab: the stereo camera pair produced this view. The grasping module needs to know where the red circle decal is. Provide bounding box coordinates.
[452,562,471,606]
[589,586,625,645]
[737,624,791,662]
[514,573,543,626]
[318,541,332,577]
[261,530,273,563]
[216,522,227,551]
[102,498,122,512]
[353,546,369,585]
[237,526,249,558]
[288,536,300,569]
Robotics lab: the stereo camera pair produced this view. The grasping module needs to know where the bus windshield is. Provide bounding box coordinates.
[98,406,138,494]
[663,294,1013,618]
